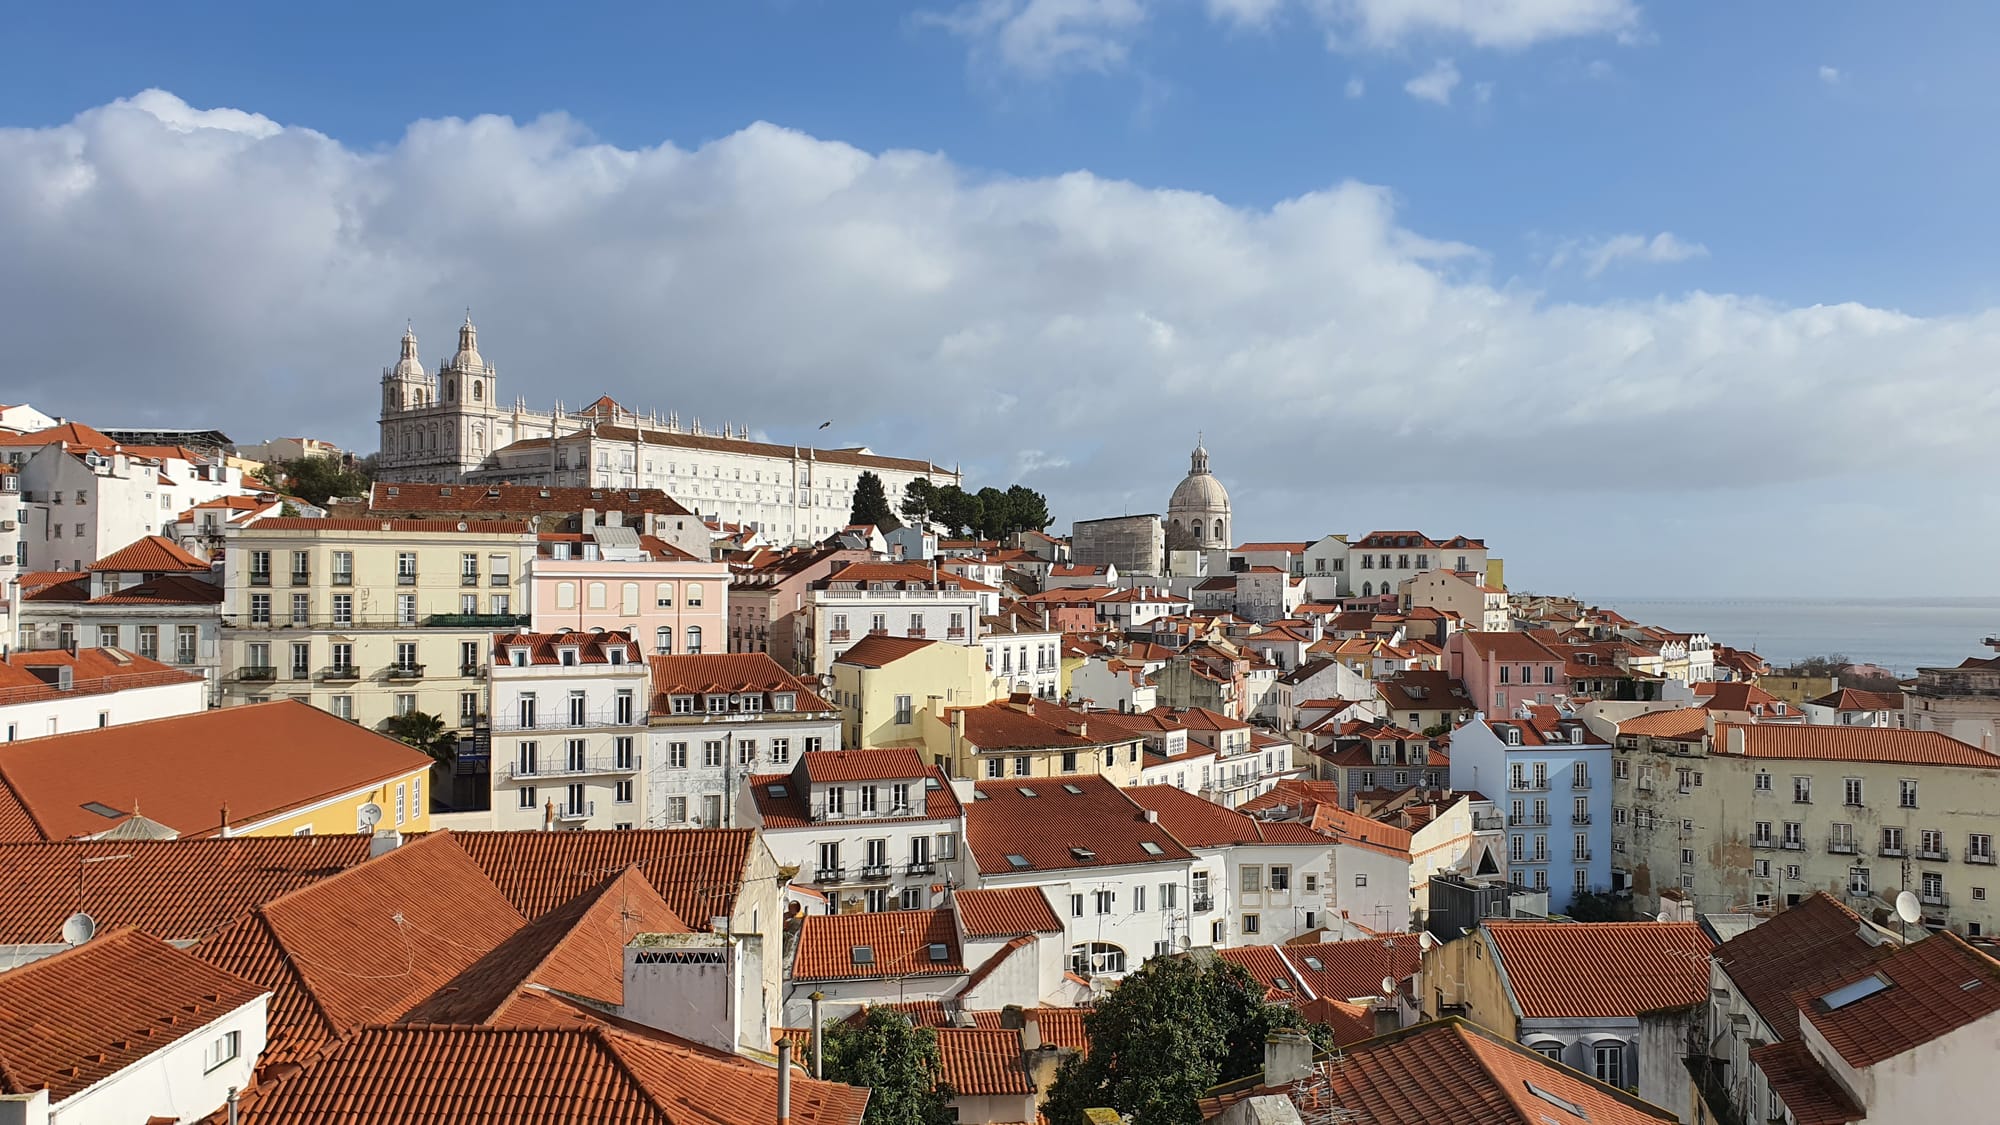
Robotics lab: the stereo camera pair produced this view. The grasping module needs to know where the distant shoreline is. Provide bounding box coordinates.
[1587,595,2000,677]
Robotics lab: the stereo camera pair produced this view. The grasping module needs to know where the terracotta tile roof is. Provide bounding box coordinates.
[965,776,1193,875]
[16,574,90,603]
[1297,997,1378,1046]
[1281,938,1424,1002]
[448,828,758,928]
[0,835,372,944]
[492,630,644,666]
[0,648,205,707]
[1161,705,1247,732]
[84,534,210,573]
[1616,708,1710,740]
[0,422,116,449]
[1713,892,1887,1040]
[1233,541,1313,553]
[1806,687,1904,712]
[86,573,225,605]
[1237,780,1345,820]
[191,833,527,1065]
[818,562,994,593]
[0,701,430,841]
[1804,931,2000,1068]
[751,766,961,829]
[647,653,834,712]
[792,908,963,982]
[1200,1018,1674,1124]
[1310,805,1414,861]
[232,1023,869,1125]
[1716,723,2000,768]
[935,1027,1033,1095]
[1748,1040,1863,1125]
[955,887,1063,937]
[401,867,687,1025]
[802,749,929,783]
[1698,681,1782,711]
[1124,785,1327,848]
[1452,632,1563,663]
[1218,944,1303,1000]
[369,482,693,518]
[1484,921,1713,1019]
[831,634,938,668]
[954,702,1097,752]
[0,927,266,1101]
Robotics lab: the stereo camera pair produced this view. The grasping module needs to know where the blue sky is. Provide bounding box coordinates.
[2,1,1998,601]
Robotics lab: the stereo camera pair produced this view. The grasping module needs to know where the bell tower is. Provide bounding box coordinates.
[379,324,434,473]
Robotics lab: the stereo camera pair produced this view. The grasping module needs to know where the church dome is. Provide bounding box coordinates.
[391,325,426,379]
[1166,438,1231,550]
[450,314,488,373]
[1169,466,1230,514]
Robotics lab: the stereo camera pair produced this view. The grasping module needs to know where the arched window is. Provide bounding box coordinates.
[1361,582,1373,596]
[686,583,705,608]
[686,625,703,655]
[472,380,483,402]
[555,581,577,610]
[587,581,608,610]
[654,583,674,607]
[621,582,640,616]
[1069,942,1126,976]
[655,627,673,655]
[446,380,456,402]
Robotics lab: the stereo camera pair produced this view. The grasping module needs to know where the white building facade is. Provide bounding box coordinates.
[487,632,649,831]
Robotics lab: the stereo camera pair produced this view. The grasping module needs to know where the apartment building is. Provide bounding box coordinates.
[645,652,841,828]
[0,647,206,741]
[488,631,648,831]
[748,748,968,914]
[922,695,1148,785]
[216,518,537,733]
[1903,636,2000,747]
[5,424,247,572]
[1447,630,1566,715]
[14,534,223,700]
[830,635,992,750]
[1450,708,1614,913]
[805,562,990,675]
[726,545,872,671]
[528,532,729,654]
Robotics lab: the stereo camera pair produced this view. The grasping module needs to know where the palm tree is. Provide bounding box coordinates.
[383,710,456,766]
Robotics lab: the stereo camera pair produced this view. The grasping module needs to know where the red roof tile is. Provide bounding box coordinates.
[1281,938,1424,1002]
[1218,944,1303,1000]
[1804,931,2000,1068]
[85,534,210,573]
[1713,893,1887,1040]
[1310,805,1414,861]
[447,828,758,928]
[647,653,835,712]
[369,482,693,518]
[1806,687,1904,712]
[232,1023,868,1125]
[1484,921,1713,1019]
[0,927,266,1101]
[751,766,961,829]
[802,748,932,783]
[0,648,205,707]
[965,776,1193,875]
[0,701,430,841]
[1616,708,1710,740]
[492,630,643,666]
[1124,785,1327,848]
[87,573,224,605]
[833,634,939,668]
[1747,1040,1863,1125]
[792,908,963,982]
[0,835,372,944]
[1452,632,1563,663]
[238,517,537,533]
[935,1027,1033,1096]
[955,887,1063,937]
[1716,724,2000,768]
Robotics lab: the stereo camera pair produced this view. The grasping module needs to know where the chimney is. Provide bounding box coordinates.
[810,992,825,1078]
[368,829,403,858]
[1725,726,1746,756]
[1373,1003,1399,1037]
[1262,1029,1313,1087]
[544,799,556,830]
[777,1038,793,1125]
[1143,808,1158,823]
[1020,1011,1042,1051]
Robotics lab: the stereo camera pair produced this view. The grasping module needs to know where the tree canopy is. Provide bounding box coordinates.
[897,476,1053,541]
[819,1007,956,1125]
[382,710,456,767]
[1043,955,1331,1125]
[258,455,371,507]
[849,471,896,529]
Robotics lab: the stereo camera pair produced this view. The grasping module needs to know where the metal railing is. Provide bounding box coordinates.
[813,867,845,884]
[1508,814,1549,827]
[905,860,936,876]
[1922,890,1950,907]
[1917,846,1951,862]
[1968,851,1996,866]
[1780,839,1805,851]
[498,756,638,780]
[238,666,278,681]
[224,612,529,631]
[490,708,642,733]
[1191,894,1215,912]
[322,665,362,681]
[1827,838,1858,855]
[386,663,426,680]
[556,801,596,821]
[1571,813,1593,825]
[1512,779,1550,792]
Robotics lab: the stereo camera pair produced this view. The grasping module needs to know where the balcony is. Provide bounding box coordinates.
[1571,813,1593,825]
[813,867,846,884]
[555,801,595,822]
[499,756,638,780]
[1575,849,1593,861]
[424,613,530,629]
[1192,894,1215,912]
[1472,814,1505,831]
[1827,838,1859,855]
[905,860,936,876]
[1917,846,1951,862]
[1572,779,1591,790]
[947,628,966,639]
[461,663,484,678]
[858,863,893,881]
[1922,890,1950,908]
[1507,815,1549,828]
[1513,779,1550,792]
[1880,844,1906,858]
[490,575,511,587]
[238,666,278,682]
[462,573,480,587]
[490,708,643,733]
[331,573,353,587]
[289,572,309,586]
[290,667,312,681]
[397,573,418,586]
[1969,851,1996,866]
[828,630,851,642]
[322,665,361,681]
[387,663,426,680]
[225,612,529,631]
[249,573,272,587]
[1751,838,1775,850]
[1780,839,1805,851]
[907,628,927,639]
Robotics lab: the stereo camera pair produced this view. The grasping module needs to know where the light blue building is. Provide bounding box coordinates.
[1449,709,1613,913]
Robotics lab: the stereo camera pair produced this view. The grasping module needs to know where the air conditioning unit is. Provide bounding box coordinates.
[0,520,14,531]
[0,555,13,565]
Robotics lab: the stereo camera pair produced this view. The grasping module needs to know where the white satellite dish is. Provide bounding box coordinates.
[1380,976,1397,996]
[61,911,96,946]
[357,802,383,832]
[1418,931,1438,951]
[1656,911,1673,923]
[1895,891,1922,925]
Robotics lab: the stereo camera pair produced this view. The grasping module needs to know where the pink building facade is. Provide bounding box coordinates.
[1446,630,1566,715]
[530,556,730,657]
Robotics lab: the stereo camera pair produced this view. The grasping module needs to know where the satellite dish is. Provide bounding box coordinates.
[1381,976,1397,996]
[1418,932,1438,951]
[1656,911,1674,923]
[61,911,96,946]
[357,802,383,831]
[1895,891,1922,925]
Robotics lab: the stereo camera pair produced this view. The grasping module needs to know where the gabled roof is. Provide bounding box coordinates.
[1283,937,1426,1002]
[1697,681,1782,711]
[1452,632,1563,663]
[0,927,267,1101]
[1746,1039,1863,1125]
[1713,892,1888,1040]
[0,835,373,944]
[1310,805,1414,861]
[492,630,643,666]
[1616,708,1709,740]
[800,747,932,783]
[792,908,963,982]
[1716,723,2000,768]
[954,887,1064,937]
[1124,785,1327,848]
[1806,687,1905,712]
[833,634,938,668]
[647,653,834,711]
[84,534,210,573]
[934,1027,1034,1096]
[87,573,225,605]
[230,1023,869,1125]
[1485,921,1713,1019]
[0,422,116,450]
[400,866,687,1025]
[1803,931,2000,1069]
[447,828,757,927]
[0,701,430,841]
[1373,671,1474,714]
[191,833,527,1065]
[965,775,1193,875]
[0,648,204,706]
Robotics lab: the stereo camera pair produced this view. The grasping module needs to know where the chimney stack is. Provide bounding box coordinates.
[777,1039,793,1125]
[1262,1029,1313,1088]
[810,992,825,1079]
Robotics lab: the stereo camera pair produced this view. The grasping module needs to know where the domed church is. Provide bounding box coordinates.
[1165,437,1231,550]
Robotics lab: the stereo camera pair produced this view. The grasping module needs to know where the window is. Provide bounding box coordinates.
[1754,859,1771,878]
[686,625,702,655]
[1844,777,1864,806]
[517,786,537,810]
[250,593,271,624]
[701,741,723,768]
[686,582,704,607]
[1241,866,1262,893]
[1755,771,1772,792]
[655,627,672,655]
[331,594,353,628]
[332,550,353,584]
[667,796,687,823]
[1354,873,1368,887]
[1095,890,1115,914]
[1793,776,1812,804]
[895,694,913,725]
[396,552,417,582]
[1242,913,1261,934]
[204,1029,242,1072]
[1070,893,1084,918]
[668,742,688,769]
[1971,834,1994,862]
[1269,865,1290,891]
[1133,885,1147,912]
[1900,779,1919,808]
[1881,826,1904,855]
[826,787,846,814]
[771,738,791,764]
[395,783,408,825]
[1070,943,1125,975]
[1754,820,1773,845]
[1592,1043,1624,1088]
[1782,821,1803,848]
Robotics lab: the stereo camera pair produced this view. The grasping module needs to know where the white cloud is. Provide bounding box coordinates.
[1819,64,1842,84]
[920,0,1149,77]
[1344,75,1366,98]
[1205,0,1285,28]
[1472,80,1495,104]
[3,91,1997,593]
[1549,231,1709,277]
[1320,0,1640,50]
[1404,59,1462,104]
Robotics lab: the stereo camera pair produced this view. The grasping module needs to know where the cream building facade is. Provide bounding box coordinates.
[217,518,537,735]
[376,318,959,542]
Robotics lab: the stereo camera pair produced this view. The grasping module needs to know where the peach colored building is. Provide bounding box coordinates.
[528,534,728,657]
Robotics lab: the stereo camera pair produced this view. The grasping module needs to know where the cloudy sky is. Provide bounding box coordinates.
[3,2,1998,598]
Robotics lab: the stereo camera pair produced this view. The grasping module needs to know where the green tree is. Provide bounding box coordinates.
[935,485,981,539]
[820,1007,956,1125]
[1001,484,1052,536]
[971,487,1009,540]
[270,455,371,507]
[1043,955,1326,1125]
[382,710,457,767]
[1565,891,1634,922]
[849,471,895,528]
[899,477,940,525]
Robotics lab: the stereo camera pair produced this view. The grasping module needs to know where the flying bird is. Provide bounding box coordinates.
[818,421,832,430]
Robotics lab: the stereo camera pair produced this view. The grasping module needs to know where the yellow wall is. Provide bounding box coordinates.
[833,642,993,749]
[1422,930,1517,1039]
[238,768,435,837]
[917,708,1147,786]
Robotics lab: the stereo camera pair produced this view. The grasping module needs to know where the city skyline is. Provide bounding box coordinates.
[3,3,1998,596]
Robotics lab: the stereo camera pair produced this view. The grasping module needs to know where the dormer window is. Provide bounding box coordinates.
[1502,725,1522,747]
[510,648,529,667]
[607,648,626,666]
[671,695,695,715]
[707,695,729,714]
[558,647,579,666]
[773,693,795,712]
[741,694,763,713]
